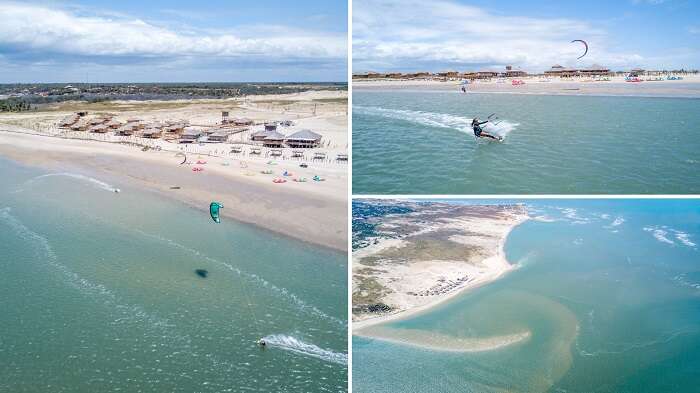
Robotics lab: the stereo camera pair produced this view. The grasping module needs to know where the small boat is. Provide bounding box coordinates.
[312,175,325,182]
[261,169,273,174]
[273,178,287,184]
[294,177,308,183]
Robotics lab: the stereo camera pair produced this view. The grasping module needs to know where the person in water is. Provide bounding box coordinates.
[471,118,500,140]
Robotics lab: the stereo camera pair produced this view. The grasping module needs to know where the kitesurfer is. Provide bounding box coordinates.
[471,118,500,140]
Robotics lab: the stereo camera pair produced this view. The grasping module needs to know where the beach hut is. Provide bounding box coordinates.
[89,124,109,133]
[269,149,283,157]
[285,129,322,148]
[208,131,230,143]
[232,117,254,126]
[336,153,348,161]
[180,127,202,143]
[251,129,272,142]
[142,128,162,138]
[263,131,286,148]
[116,125,135,136]
[312,152,327,161]
[105,120,121,129]
[71,119,90,131]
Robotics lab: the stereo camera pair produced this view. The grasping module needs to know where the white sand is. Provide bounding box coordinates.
[0,91,348,251]
[353,212,529,331]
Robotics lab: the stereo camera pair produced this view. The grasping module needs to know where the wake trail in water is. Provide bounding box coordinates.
[261,334,347,365]
[354,105,518,138]
[15,172,119,193]
[130,228,346,328]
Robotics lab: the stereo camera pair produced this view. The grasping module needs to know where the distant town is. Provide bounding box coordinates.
[353,65,699,80]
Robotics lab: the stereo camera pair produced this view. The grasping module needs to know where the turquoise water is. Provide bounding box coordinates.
[353,199,700,392]
[352,91,700,194]
[0,158,347,392]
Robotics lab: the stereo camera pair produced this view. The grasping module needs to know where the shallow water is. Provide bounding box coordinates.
[352,91,700,194]
[0,158,347,392]
[352,199,700,393]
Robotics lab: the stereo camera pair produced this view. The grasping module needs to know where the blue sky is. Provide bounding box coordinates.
[353,0,700,73]
[0,1,347,83]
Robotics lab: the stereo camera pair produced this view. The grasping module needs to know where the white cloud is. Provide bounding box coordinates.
[353,0,644,72]
[0,3,346,61]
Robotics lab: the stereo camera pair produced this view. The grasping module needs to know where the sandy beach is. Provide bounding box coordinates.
[0,91,348,252]
[354,75,700,97]
[352,202,529,332]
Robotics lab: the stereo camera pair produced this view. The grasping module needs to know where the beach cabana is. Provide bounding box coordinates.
[269,149,283,157]
[312,152,327,160]
[336,153,348,161]
[232,117,254,126]
[208,131,230,143]
[142,128,162,138]
[263,131,286,148]
[115,125,135,136]
[285,129,322,148]
[89,124,109,133]
[180,127,202,143]
[251,129,272,142]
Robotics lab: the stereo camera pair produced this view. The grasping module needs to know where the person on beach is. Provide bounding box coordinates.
[471,118,500,140]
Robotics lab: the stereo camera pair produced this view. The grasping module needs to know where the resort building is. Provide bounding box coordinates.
[251,129,272,142]
[262,131,286,148]
[180,128,203,143]
[286,129,322,148]
[207,131,231,143]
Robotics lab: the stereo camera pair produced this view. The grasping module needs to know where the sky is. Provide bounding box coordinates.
[353,0,700,73]
[0,0,348,83]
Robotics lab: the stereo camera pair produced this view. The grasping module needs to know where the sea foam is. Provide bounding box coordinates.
[261,334,348,365]
[354,105,518,138]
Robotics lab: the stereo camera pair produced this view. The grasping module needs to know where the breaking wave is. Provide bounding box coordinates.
[261,334,347,365]
[354,105,519,138]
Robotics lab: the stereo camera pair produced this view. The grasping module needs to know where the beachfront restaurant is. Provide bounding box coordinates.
[262,131,286,148]
[579,64,611,76]
[251,129,272,142]
[285,129,322,148]
[180,127,202,143]
[208,131,231,143]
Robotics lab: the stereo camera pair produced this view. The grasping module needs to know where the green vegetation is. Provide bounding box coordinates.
[0,98,33,112]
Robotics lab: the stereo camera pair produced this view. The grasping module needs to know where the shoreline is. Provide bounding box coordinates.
[353,213,529,333]
[353,77,700,98]
[0,130,347,253]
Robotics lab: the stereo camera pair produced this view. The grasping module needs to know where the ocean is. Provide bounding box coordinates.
[352,91,700,194]
[0,158,347,392]
[352,199,700,393]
